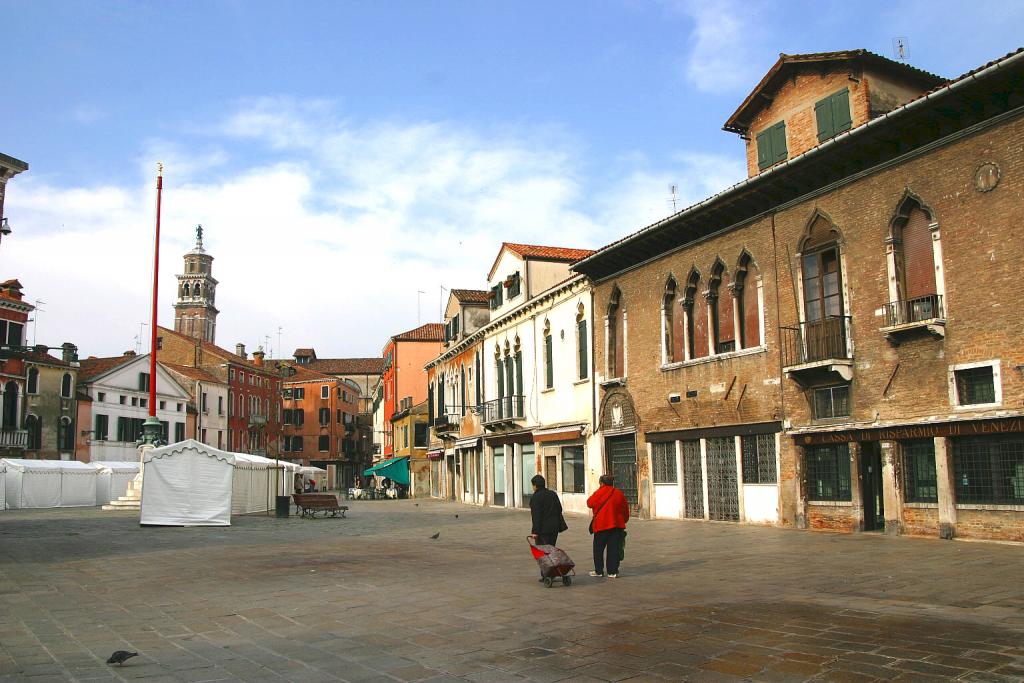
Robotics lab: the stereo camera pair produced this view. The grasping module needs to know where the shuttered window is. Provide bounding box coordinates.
[577,320,588,379]
[815,88,853,142]
[756,121,788,170]
[544,333,554,389]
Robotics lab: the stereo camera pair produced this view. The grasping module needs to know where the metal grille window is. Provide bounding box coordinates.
[706,437,740,521]
[955,366,996,405]
[741,434,777,484]
[806,444,851,501]
[651,442,678,484]
[953,436,1024,505]
[682,440,704,519]
[814,385,850,419]
[560,446,585,494]
[903,439,938,503]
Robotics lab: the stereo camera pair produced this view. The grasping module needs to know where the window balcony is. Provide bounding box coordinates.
[881,294,945,344]
[433,412,461,436]
[0,429,28,448]
[482,395,525,429]
[781,316,853,386]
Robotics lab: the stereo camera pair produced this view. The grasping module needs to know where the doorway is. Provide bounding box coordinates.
[860,442,884,531]
[445,455,456,500]
[605,435,638,507]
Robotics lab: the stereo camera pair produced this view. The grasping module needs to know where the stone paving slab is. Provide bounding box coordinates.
[1,500,1023,681]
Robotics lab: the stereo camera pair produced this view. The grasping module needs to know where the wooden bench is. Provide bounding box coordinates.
[293,493,349,518]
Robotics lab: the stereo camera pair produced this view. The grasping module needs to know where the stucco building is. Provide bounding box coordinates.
[380,323,443,457]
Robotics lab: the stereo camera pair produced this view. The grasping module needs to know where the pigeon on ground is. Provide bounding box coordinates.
[430,532,440,540]
[106,651,138,666]
[454,514,459,518]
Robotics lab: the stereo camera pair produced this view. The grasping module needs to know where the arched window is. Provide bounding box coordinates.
[2,381,19,430]
[59,416,74,451]
[183,283,190,297]
[736,253,762,349]
[576,303,588,380]
[543,320,554,389]
[889,194,940,324]
[25,414,41,450]
[800,211,844,323]
[607,287,624,377]
[460,363,466,416]
[194,283,201,297]
[709,260,736,354]
[61,372,72,398]
[684,270,708,360]
[27,368,39,395]
[663,278,684,364]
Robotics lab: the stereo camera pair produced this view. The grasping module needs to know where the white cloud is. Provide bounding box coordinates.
[5,100,741,360]
[69,104,107,125]
[670,0,771,94]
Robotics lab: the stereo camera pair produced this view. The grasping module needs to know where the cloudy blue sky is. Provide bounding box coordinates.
[3,1,1021,359]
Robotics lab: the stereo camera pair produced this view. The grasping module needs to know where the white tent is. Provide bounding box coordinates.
[300,466,328,491]
[2,459,99,509]
[140,440,235,526]
[89,461,141,505]
[231,454,276,515]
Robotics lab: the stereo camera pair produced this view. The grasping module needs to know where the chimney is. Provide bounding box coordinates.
[252,348,265,367]
[123,350,137,357]
[61,343,78,363]
[235,343,246,359]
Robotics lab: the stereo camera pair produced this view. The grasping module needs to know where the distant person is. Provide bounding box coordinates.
[306,478,316,493]
[587,474,630,578]
[529,475,568,548]
[294,474,303,495]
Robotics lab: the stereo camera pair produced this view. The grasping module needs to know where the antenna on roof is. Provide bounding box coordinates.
[417,290,426,324]
[31,299,45,345]
[668,184,679,213]
[136,322,148,354]
[892,37,909,62]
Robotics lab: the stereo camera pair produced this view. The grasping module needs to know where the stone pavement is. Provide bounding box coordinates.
[1,500,1022,682]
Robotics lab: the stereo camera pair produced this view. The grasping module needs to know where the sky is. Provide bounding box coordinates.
[3,1,1021,360]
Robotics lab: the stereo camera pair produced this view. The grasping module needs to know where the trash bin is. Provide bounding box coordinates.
[275,495,290,518]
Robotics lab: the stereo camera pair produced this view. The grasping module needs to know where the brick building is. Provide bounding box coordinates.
[573,48,1024,541]
[279,363,361,487]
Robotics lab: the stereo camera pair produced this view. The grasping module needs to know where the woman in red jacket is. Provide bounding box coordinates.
[586,474,630,578]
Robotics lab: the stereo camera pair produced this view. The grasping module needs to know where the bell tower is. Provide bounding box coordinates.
[173,225,219,344]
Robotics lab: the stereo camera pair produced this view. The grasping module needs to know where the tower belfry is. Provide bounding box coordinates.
[173,224,219,344]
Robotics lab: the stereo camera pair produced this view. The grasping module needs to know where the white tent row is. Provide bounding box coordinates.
[231,454,301,514]
[2,459,99,509]
[90,461,141,505]
[299,466,327,491]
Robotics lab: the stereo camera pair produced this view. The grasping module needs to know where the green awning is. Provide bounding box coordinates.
[363,456,410,486]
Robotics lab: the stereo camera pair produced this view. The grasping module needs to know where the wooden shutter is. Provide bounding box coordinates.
[427,383,434,422]
[771,122,788,163]
[515,352,523,396]
[902,207,936,300]
[832,89,852,134]
[717,276,735,347]
[815,97,834,142]
[577,320,588,379]
[672,300,686,362]
[693,294,709,359]
[496,360,504,400]
[756,129,772,169]
[742,271,760,347]
[545,334,553,388]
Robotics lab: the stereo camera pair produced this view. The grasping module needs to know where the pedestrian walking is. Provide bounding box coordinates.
[529,475,568,547]
[587,474,630,578]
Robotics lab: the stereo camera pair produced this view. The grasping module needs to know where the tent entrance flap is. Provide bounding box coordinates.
[363,457,410,486]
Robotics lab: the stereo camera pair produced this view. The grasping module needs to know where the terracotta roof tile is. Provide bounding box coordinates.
[450,289,490,304]
[308,357,385,375]
[163,363,223,384]
[503,243,597,262]
[78,355,136,382]
[393,323,445,342]
[22,350,71,367]
[157,326,264,371]
[293,348,316,357]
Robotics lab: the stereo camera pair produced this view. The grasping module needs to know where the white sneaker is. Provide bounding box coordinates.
[588,571,603,577]
[606,573,619,578]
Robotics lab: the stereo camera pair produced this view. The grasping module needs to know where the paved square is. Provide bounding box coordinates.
[1,500,1022,682]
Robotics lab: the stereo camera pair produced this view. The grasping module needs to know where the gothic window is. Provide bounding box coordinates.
[607,287,624,377]
[194,283,201,297]
[543,320,554,389]
[59,416,74,451]
[25,414,41,450]
[27,368,39,395]
[663,278,684,364]
[684,269,708,360]
[61,373,72,398]
[736,253,762,349]
[2,381,17,430]
[183,283,190,296]
[888,194,941,325]
[800,212,844,323]
[709,260,735,354]
[576,303,588,380]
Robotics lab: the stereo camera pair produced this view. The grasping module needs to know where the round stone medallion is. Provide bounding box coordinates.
[974,162,1001,192]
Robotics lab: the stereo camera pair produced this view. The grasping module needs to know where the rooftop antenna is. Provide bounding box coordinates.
[892,37,909,62]
[439,285,448,323]
[417,290,426,324]
[668,184,679,213]
[265,335,271,358]
[30,299,45,345]
[136,322,148,354]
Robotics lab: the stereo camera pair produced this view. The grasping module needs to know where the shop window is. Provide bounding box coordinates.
[806,444,851,501]
[814,384,850,420]
[741,434,777,484]
[952,363,998,407]
[560,445,585,494]
[902,440,938,503]
[651,442,678,484]
[953,436,1024,505]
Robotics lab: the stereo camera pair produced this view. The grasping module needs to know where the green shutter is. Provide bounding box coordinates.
[771,122,787,163]
[545,335,554,388]
[756,129,772,169]
[578,320,588,379]
[831,89,852,134]
[815,97,834,142]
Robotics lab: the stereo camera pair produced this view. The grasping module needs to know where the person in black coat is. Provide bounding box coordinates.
[529,475,568,547]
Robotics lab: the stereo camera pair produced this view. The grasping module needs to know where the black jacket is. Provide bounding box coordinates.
[530,487,569,536]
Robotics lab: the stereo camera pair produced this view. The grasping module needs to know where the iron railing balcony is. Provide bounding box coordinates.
[481,395,525,425]
[883,294,944,327]
[781,316,852,368]
[433,412,461,434]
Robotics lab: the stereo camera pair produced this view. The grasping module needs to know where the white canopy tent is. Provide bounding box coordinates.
[2,459,100,509]
[140,440,235,526]
[231,454,279,514]
[299,466,328,491]
[89,461,141,505]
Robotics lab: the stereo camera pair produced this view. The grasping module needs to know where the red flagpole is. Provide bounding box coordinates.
[149,163,162,418]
